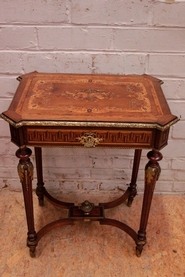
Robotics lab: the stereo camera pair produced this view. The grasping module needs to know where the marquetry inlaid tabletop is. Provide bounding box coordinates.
[1,72,178,130]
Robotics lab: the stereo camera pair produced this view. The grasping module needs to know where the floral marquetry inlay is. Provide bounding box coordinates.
[29,79,152,114]
[1,73,178,132]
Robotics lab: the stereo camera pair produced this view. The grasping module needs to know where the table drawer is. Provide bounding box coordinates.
[25,127,154,148]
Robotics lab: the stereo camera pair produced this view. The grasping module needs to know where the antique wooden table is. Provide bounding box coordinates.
[1,72,178,257]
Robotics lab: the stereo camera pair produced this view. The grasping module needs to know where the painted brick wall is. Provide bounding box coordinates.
[0,0,185,194]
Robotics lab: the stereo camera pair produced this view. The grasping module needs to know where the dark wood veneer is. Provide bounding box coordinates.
[1,72,178,257]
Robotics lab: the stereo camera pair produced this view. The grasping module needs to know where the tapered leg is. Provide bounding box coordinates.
[127,149,142,207]
[16,146,37,257]
[34,147,45,206]
[136,149,162,257]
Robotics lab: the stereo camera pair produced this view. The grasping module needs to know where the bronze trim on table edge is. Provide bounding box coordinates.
[0,114,180,131]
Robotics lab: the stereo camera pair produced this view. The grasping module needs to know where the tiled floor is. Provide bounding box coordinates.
[0,189,185,277]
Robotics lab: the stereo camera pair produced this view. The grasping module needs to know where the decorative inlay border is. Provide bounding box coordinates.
[26,128,153,147]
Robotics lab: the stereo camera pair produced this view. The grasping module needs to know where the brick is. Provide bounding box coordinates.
[173,182,185,192]
[41,180,60,193]
[162,79,185,100]
[92,53,146,74]
[0,178,21,191]
[171,121,185,139]
[38,27,113,51]
[114,28,185,52]
[152,1,185,27]
[80,180,99,191]
[172,158,185,170]
[0,53,22,74]
[0,167,18,179]
[137,169,145,182]
[91,156,131,169]
[93,148,133,157]
[112,156,131,169]
[71,0,152,25]
[0,1,68,24]
[157,169,175,181]
[90,168,114,180]
[0,76,18,98]
[155,181,174,193]
[22,52,92,73]
[43,167,90,180]
[0,155,17,168]
[161,139,185,157]
[0,120,10,137]
[43,148,133,158]
[90,54,125,74]
[59,180,81,192]
[55,155,92,169]
[42,155,92,169]
[124,54,147,74]
[0,27,37,50]
[168,100,185,120]
[113,168,130,181]
[0,139,19,156]
[174,170,185,181]
[147,54,185,77]
[42,147,85,157]
[91,156,113,169]
[99,180,128,191]
[168,128,173,140]
[0,99,11,114]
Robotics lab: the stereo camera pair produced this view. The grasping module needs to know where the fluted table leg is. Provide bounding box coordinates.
[35,147,45,206]
[136,149,162,257]
[127,149,142,207]
[16,146,37,257]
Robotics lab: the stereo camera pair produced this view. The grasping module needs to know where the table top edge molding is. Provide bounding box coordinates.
[0,113,179,132]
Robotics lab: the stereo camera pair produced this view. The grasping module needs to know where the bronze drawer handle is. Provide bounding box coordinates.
[77,132,103,148]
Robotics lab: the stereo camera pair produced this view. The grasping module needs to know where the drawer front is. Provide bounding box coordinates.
[25,127,154,148]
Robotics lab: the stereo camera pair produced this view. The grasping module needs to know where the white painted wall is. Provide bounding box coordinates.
[0,0,185,194]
